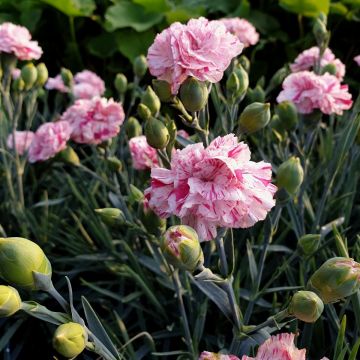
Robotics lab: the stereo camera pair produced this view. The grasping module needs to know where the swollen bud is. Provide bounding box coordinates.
[313,17,328,46]
[321,63,337,76]
[307,257,360,303]
[21,63,38,90]
[179,77,209,112]
[95,208,125,228]
[57,146,80,166]
[238,102,271,134]
[145,117,170,149]
[137,103,152,121]
[106,156,123,172]
[61,67,73,87]
[36,63,48,87]
[246,85,265,103]
[0,285,21,318]
[298,234,321,256]
[238,55,250,73]
[53,322,87,358]
[12,77,25,92]
[126,116,142,138]
[152,79,173,102]
[133,55,148,78]
[277,157,304,195]
[0,237,52,290]
[114,73,128,94]
[227,65,249,102]
[288,291,324,323]
[162,225,204,272]
[141,86,161,116]
[275,101,298,131]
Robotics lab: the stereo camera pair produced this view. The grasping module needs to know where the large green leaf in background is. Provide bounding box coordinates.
[132,0,171,13]
[279,0,330,17]
[40,0,95,17]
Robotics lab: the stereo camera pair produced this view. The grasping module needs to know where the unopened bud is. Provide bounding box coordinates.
[321,63,337,76]
[0,237,52,290]
[152,79,173,102]
[226,72,240,94]
[95,208,125,228]
[238,55,250,73]
[21,63,38,90]
[288,290,324,323]
[238,102,271,134]
[275,101,298,131]
[106,156,123,172]
[298,234,321,256]
[57,146,80,166]
[179,77,209,112]
[139,200,166,236]
[145,117,170,149]
[133,55,148,78]
[61,67,73,87]
[137,103,152,121]
[12,77,25,92]
[162,225,204,272]
[268,67,289,91]
[129,184,144,204]
[0,286,21,318]
[246,85,265,103]
[277,157,304,195]
[141,86,161,116]
[36,63,48,87]
[114,73,128,94]
[126,116,142,139]
[313,18,328,46]
[53,322,87,358]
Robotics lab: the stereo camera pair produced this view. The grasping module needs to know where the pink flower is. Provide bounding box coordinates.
[60,97,124,145]
[354,55,360,66]
[220,18,259,48]
[28,121,71,163]
[73,70,105,99]
[147,17,243,94]
[45,75,69,93]
[290,47,345,80]
[11,68,21,80]
[129,135,158,170]
[0,22,42,60]
[277,71,352,115]
[241,333,306,360]
[177,129,190,139]
[199,352,239,360]
[6,131,34,155]
[145,134,276,241]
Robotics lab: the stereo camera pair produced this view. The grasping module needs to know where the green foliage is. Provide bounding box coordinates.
[279,0,330,17]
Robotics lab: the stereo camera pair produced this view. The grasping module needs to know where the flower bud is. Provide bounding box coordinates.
[0,285,21,318]
[12,77,25,92]
[133,55,148,78]
[246,85,265,103]
[179,77,209,112]
[36,63,48,87]
[152,79,173,102]
[297,234,321,256]
[106,156,123,172]
[21,63,38,90]
[238,102,271,134]
[226,72,240,94]
[275,101,298,131]
[114,73,128,94]
[238,55,250,73]
[139,199,166,236]
[145,117,170,149]
[277,157,304,195]
[0,237,52,290]
[162,225,204,272]
[137,103,152,121]
[233,64,249,96]
[53,322,87,358]
[307,257,360,303]
[95,208,125,228]
[126,116,142,139]
[313,18,328,46]
[321,63,337,76]
[129,184,144,204]
[57,147,80,166]
[141,86,161,116]
[288,290,324,323]
[268,67,289,91]
[61,67,73,87]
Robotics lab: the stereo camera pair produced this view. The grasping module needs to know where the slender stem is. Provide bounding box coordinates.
[47,284,70,313]
[215,235,228,276]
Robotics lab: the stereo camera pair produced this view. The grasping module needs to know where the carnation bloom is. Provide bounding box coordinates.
[11,68,21,80]
[28,121,71,163]
[199,352,239,360]
[290,47,345,80]
[277,71,352,115]
[0,22,42,60]
[45,75,69,93]
[60,97,124,145]
[147,17,243,94]
[129,135,158,170]
[145,134,276,241]
[354,55,360,66]
[7,131,34,155]
[177,129,190,139]
[73,70,105,99]
[220,18,259,48]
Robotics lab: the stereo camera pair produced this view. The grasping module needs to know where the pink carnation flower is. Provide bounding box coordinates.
[45,75,69,93]
[147,17,243,94]
[60,97,124,145]
[73,70,105,99]
[0,22,42,60]
[28,121,71,163]
[354,55,360,66]
[11,68,21,80]
[220,18,259,48]
[290,47,345,80]
[277,71,352,115]
[199,352,239,360]
[145,134,276,241]
[129,135,158,170]
[177,129,190,139]
[6,131,34,155]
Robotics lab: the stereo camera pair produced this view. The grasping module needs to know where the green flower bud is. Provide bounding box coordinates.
[95,208,125,228]
[106,156,123,172]
[307,257,360,304]
[36,63,48,87]
[152,79,173,102]
[238,55,250,73]
[137,103,152,121]
[61,67,73,87]
[141,86,161,116]
[288,291,324,323]
[246,85,265,103]
[12,77,25,92]
[53,322,87,358]
[139,200,166,236]
[161,225,204,272]
[238,102,271,134]
[234,64,249,96]
[313,18,328,46]
[21,63,38,90]
[0,237,52,290]
[179,77,209,113]
[275,101,298,131]
[321,63,337,76]
[126,116,142,139]
[145,117,170,149]
[114,73,128,94]
[57,147,80,166]
[129,184,144,204]
[268,67,289,91]
[0,285,21,318]
[277,157,304,195]
[298,234,321,256]
[133,55,148,78]
[226,72,240,94]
